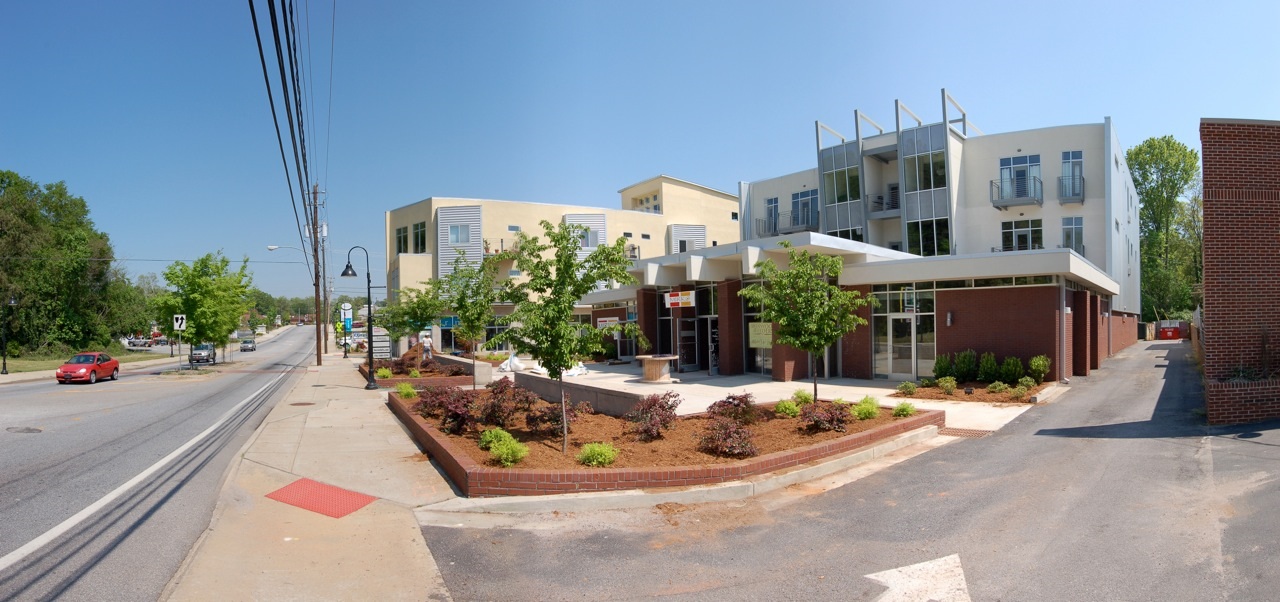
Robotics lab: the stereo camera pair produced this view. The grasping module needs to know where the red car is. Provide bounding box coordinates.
[55,352,120,384]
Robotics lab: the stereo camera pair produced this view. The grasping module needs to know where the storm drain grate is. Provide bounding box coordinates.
[265,478,377,518]
[938,427,994,438]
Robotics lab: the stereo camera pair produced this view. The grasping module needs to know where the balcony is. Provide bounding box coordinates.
[754,209,819,238]
[989,176,1043,209]
[991,243,1045,253]
[482,237,520,255]
[1058,175,1085,204]
[625,244,640,260]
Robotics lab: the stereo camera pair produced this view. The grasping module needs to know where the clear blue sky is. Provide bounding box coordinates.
[3,1,1276,299]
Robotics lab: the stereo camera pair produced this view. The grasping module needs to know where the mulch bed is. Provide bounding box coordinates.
[892,381,1051,405]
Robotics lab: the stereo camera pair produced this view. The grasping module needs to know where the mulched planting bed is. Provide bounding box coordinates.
[891,381,1052,405]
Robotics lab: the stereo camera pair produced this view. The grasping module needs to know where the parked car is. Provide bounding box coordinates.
[127,337,151,348]
[55,352,119,384]
[240,339,256,352]
[189,343,217,365]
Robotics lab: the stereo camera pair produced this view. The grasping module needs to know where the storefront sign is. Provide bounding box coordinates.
[596,317,619,329]
[748,322,772,349]
[664,291,694,308]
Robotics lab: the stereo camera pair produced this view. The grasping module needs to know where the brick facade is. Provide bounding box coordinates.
[717,280,744,376]
[936,286,1063,381]
[840,285,874,380]
[1200,118,1280,424]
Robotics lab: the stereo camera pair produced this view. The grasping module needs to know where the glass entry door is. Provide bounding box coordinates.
[874,314,916,380]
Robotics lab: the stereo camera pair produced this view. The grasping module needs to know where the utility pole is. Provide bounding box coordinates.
[311,183,323,366]
[321,219,330,354]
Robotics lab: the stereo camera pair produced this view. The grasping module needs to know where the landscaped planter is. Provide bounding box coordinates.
[387,393,945,498]
[357,365,473,389]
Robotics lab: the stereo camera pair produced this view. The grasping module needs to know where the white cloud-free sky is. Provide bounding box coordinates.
[3,1,1276,298]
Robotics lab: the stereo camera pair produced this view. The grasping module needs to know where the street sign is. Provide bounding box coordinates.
[173,314,187,331]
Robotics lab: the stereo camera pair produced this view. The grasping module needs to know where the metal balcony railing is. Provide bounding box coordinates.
[1058,175,1085,203]
[482,237,520,255]
[754,209,819,238]
[871,190,901,213]
[625,244,640,260]
[991,243,1045,252]
[990,176,1043,209]
[1058,243,1086,255]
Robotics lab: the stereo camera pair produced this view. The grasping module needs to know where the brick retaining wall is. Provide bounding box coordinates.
[387,393,944,497]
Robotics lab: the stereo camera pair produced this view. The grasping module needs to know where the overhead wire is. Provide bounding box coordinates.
[247,0,312,278]
[266,0,315,274]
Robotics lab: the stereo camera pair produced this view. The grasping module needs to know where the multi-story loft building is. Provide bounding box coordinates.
[383,175,740,352]
[585,90,1141,382]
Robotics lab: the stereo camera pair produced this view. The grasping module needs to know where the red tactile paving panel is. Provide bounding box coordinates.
[265,478,377,518]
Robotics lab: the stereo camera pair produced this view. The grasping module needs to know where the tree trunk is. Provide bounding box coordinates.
[810,352,818,402]
[559,377,567,454]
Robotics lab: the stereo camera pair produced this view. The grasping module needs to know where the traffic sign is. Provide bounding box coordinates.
[173,314,187,331]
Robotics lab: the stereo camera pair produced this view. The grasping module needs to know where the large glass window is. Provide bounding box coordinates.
[412,222,427,253]
[999,155,1041,199]
[906,218,949,256]
[791,189,819,228]
[1063,216,1084,254]
[395,226,408,254]
[901,125,947,194]
[1001,219,1044,251]
[1061,151,1083,198]
[448,224,470,245]
[766,197,779,231]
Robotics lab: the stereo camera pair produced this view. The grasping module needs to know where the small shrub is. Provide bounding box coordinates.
[408,368,421,378]
[478,391,517,428]
[478,427,515,450]
[1009,385,1029,400]
[801,400,849,432]
[487,377,541,411]
[416,385,458,418]
[439,389,481,435]
[1018,376,1037,390]
[625,391,682,441]
[999,356,1025,385]
[936,376,958,395]
[853,397,880,420]
[897,381,917,395]
[791,389,815,406]
[707,392,757,425]
[919,377,936,388]
[526,400,591,435]
[577,442,619,467]
[953,349,978,383]
[698,417,759,458]
[488,438,529,467]
[987,381,1010,393]
[440,364,467,377]
[774,400,801,418]
[977,352,999,383]
[933,353,953,379]
[1028,355,1051,383]
[892,402,916,417]
[375,367,393,379]
[395,382,418,399]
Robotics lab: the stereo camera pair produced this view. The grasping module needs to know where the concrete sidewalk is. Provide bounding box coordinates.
[163,353,455,601]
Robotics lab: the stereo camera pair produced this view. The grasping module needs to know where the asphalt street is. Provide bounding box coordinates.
[0,328,314,601]
[421,340,1280,601]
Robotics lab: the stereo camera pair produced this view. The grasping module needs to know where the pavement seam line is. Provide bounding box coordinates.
[0,368,291,573]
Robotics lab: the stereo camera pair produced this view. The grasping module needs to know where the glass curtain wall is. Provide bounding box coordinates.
[900,124,950,256]
[821,140,865,242]
[871,282,936,379]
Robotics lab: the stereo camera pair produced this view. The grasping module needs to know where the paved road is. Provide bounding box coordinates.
[0,329,313,601]
[422,340,1280,600]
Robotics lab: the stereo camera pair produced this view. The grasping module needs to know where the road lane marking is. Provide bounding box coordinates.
[865,554,970,602]
[0,368,294,572]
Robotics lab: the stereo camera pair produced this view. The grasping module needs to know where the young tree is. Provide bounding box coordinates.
[380,279,447,368]
[153,252,253,349]
[490,220,647,453]
[739,241,873,401]
[441,251,502,389]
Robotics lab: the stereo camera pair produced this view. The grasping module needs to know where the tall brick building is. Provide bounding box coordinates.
[1201,118,1280,424]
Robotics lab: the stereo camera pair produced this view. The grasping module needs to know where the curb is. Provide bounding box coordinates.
[417,424,938,517]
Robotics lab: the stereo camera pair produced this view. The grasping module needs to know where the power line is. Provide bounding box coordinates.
[323,0,336,192]
[266,0,313,256]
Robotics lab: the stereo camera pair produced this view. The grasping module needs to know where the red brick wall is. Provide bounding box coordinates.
[937,286,1062,381]
[1111,311,1139,354]
[387,393,944,497]
[1063,312,1074,378]
[1090,295,1102,370]
[1200,119,1280,424]
[1072,290,1091,376]
[841,285,874,379]
[717,280,744,375]
[637,289,658,353]
[772,331,809,382]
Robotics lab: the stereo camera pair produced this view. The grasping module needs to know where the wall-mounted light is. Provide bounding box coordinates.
[946,311,953,327]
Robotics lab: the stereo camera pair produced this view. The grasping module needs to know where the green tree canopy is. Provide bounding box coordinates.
[380,279,446,343]
[739,240,873,400]
[1126,136,1201,321]
[153,252,252,346]
[490,220,647,452]
[442,251,503,388]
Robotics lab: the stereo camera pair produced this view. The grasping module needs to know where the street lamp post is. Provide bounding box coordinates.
[268,244,323,366]
[341,246,378,390]
[1,297,15,375]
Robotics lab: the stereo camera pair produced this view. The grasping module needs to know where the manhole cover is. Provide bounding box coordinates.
[7,427,42,434]
[290,402,315,406]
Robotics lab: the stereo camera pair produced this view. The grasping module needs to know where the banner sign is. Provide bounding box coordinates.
[664,291,694,308]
